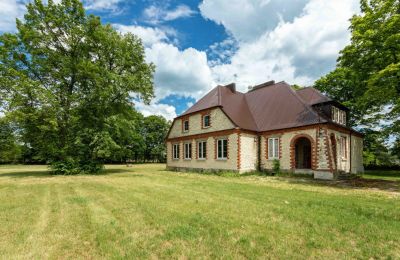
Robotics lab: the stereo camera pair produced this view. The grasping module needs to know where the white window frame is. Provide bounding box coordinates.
[184,142,192,160]
[268,137,279,159]
[217,139,228,160]
[198,141,207,159]
[203,114,210,128]
[183,120,189,132]
[340,136,347,160]
[173,144,180,160]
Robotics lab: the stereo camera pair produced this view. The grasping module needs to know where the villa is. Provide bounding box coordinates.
[165,80,364,179]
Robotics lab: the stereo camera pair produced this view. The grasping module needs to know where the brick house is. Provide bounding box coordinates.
[166,81,364,180]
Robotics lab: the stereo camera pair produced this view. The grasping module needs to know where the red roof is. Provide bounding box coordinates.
[180,81,331,132]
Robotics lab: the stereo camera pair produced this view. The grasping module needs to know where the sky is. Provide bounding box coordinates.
[0,0,361,120]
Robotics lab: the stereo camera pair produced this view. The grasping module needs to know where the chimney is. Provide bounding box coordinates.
[225,83,236,93]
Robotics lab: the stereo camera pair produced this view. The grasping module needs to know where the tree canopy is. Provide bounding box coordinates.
[315,0,400,167]
[0,0,155,173]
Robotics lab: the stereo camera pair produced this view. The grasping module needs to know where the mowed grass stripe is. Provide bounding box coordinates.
[0,164,399,259]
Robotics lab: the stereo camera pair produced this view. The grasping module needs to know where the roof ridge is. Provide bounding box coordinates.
[243,94,260,131]
[287,84,323,122]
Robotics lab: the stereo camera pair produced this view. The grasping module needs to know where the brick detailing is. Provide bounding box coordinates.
[315,127,331,171]
[214,137,217,160]
[237,133,241,170]
[259,123,363,138]
[265,138,269,159]
[324,128,334,172]
[279,137,282,159]
[200,109,212,129]
[168,128,240,142]
[289,134,316,170]
[195,140,198,160]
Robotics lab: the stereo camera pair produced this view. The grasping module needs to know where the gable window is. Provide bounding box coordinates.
[173,144,180,160]
[268,138,279,159]
[340,136,347,159]
[217,139,228,159]
[198,141,207,159]
[183,120,189,132]
[203,115,210,128]
[184,143,192,160]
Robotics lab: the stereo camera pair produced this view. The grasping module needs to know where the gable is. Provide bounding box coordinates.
[167,107,236,139]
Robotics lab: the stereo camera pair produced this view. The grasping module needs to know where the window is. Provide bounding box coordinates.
[183,120,189,132]
[203,115,210,128]
[332,106,346,126]
[173,144,180,159]
[340,136,347,159]
[268,138,279,159]
[217,139,228,159]
[184,143,192,159]
[198,141,207,159]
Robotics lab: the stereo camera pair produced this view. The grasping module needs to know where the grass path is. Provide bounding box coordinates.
[0,164,399,259]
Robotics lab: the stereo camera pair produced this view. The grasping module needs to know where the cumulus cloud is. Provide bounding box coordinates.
[199,0,309,42]
[202,0,360,91]
[145,42,214,100]
[85,0,124,12]
[113,24,173,46]
[143,4,196,24]
[134,101,177,121]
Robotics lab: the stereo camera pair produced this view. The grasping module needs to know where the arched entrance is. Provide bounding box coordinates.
[294,137,312,169]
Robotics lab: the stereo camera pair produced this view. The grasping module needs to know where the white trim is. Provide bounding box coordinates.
[268,137,279,159]
[217,138,228,159]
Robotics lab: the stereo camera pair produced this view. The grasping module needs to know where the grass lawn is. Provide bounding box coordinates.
[363,169,400,181]
[0,164,399,259]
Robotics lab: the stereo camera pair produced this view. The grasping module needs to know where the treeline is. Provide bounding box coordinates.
[0,113,170,165]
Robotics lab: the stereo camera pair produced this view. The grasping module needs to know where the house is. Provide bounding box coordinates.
[165,80,364,180]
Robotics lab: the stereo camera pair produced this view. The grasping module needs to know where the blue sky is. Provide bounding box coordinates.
[0,0,360,120]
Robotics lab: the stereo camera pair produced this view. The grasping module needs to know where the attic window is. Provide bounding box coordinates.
[203,115,210,128]
[183,120,189,132]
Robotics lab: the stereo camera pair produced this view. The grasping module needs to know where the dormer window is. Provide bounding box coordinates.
[183,120,189,132]
[332,106,346,126]
[203,114,210,128]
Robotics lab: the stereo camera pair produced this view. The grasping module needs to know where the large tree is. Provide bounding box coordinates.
[0,0,154,173]
[315,0,400,134]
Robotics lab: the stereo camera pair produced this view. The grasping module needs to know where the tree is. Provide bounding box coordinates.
[0,0,154,174]
[142,115,170,163]
[315,0,400,132]
[0,118,21,163]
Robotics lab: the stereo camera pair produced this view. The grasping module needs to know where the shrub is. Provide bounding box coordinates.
[50,159,103,175]
[272,159,281,175]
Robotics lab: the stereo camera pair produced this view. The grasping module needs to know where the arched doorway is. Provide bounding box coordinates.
[295,137,312,169]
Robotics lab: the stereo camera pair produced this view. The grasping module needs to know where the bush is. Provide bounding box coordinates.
[50,159,103,175]
[272,159,281,175]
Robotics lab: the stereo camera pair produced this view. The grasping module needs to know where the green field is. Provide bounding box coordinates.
[0,164,399,259]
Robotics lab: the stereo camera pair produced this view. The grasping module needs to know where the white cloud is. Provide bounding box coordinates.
[145,42,214,100]
[84,0,124,12]
[199,0,309,42]
[134,101,177,121]
[113,24,172,46]
[202,0,360,92]
[143,4,196,24]
[0,0,26,32]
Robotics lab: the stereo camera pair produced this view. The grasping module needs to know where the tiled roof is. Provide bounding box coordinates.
[180,81,332,132]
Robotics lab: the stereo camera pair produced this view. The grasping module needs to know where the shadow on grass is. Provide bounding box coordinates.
[0,170,53,178]
[286,177,399,193]
[364,170,400,179]
[0,168,141,178]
